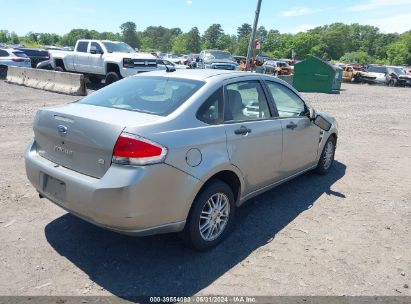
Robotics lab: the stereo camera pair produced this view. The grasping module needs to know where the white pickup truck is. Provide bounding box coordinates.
[50,40,158,84]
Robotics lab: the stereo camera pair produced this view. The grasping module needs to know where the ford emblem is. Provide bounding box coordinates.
[57,125,68,135]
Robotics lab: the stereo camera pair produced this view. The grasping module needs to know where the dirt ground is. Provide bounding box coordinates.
[0,81,410,299]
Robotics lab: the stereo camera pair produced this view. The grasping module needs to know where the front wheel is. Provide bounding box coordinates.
[388,79,396,87]
[105,72,120,85]
[181,180,235,251]
[315,136,336,175]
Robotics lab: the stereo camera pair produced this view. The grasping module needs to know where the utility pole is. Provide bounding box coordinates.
[246,0,263,71]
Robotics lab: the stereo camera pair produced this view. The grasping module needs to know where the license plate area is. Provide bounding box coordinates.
[42,173,66,202]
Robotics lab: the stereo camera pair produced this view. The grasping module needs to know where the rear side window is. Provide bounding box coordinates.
[76,41,89,53]
[78,76,204,116]
[0,50,8,57]
[225,81,271,121]
[197,87,224,124]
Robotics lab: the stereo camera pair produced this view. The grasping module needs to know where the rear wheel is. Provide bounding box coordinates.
[54,66,64,72]
[315,136,336,175]
[105,72,120,85]
[181,180,235,251]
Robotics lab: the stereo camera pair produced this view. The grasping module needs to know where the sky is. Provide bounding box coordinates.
[1,0,410,36]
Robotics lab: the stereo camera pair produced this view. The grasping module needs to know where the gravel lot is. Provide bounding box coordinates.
[0,81,410,299]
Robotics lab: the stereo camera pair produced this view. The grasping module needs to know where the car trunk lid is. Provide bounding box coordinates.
[34,103,161,178]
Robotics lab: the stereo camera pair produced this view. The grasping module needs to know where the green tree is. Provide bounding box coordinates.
[237,23,252,38]
[120,21,140,49]
[202,24,224,49]
[99,32,121,41]
[292,32,320,59]
[216,34,233,52]
[339,51,374,64]
[387,41,410,65]
[0,30,9,43]
[171,34,188,54]
[60,29,99,46]
[185,27,201,53]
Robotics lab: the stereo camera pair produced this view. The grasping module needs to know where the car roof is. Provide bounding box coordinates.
[136,69,253,81]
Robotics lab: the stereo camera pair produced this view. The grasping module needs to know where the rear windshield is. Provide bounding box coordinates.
[78,76,204,116]
[12,51,28,58]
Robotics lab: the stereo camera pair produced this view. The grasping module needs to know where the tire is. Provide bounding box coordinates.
[181,180,236,251]
[88,76,101,85]
[105,72,120,85]
[388,79,396,87]
[0,65,8,79]
[315,136,336,175]
[54,66,64,72]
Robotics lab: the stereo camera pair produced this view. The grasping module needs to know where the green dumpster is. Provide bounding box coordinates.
[293,55,342,94]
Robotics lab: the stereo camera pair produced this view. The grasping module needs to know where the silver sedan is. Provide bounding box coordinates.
[25,69,338,250]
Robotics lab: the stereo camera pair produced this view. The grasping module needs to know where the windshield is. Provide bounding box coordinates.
[102,42,135,53]
[204,51,233,61]
[78,76,204,116]
[367,66,387,74]
[390,67,405,75]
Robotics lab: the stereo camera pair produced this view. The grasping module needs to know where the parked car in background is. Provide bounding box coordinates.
[363,65,388,84]
[255,55,273,66]
[25,69,338,250]
[386,66,411,87]
[164,54,184,65]
[0,48,31,78]
[157,59,189,70]
[49,39,157,85]
[197,50,239,70]
[36,59,53,70]
[233,56,247,64]
[16,48,50,68]
[342,65,365,83]
[260,60,293,75]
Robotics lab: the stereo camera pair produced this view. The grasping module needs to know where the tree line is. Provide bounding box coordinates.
[1,22,410,65]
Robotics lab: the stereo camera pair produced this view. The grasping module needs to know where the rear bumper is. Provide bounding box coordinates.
[25,140,202,236]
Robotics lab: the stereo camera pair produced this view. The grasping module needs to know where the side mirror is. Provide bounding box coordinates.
[314,115,332,131]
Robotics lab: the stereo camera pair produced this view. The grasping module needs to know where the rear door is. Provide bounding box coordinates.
[223,77,283,194]
[264,80,320,176]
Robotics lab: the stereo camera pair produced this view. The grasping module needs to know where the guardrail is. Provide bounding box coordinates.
[6,67,87,96]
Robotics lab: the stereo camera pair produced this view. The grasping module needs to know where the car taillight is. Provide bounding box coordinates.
[12,58,24,62]
[112,133,167,166]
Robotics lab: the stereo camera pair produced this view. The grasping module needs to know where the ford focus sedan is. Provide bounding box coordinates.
[25,69,338,250]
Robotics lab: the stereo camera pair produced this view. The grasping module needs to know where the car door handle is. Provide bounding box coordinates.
[234,126,252,135]
[286,122,298,130]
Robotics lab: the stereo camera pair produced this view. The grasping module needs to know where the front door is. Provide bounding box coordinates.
[223,79,283,195]
[89,42,105,75]
[265,81,320,176]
